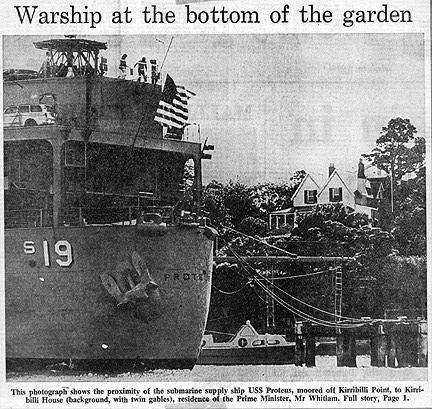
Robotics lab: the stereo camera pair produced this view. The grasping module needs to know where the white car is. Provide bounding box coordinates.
[3,104,56,127]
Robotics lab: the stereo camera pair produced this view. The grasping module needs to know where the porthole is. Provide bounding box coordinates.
[238,338,248,347]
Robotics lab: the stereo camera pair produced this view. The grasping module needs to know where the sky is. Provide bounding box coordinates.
[3,34,425,184]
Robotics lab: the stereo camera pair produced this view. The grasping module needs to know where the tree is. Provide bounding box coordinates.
[203,171,306,238]
[391,167,426,256]
[202,180,232,228]
[363,117,424,181]
[249,173,305,215]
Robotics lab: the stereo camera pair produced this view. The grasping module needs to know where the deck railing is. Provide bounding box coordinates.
[4,208,48,229]
[59,205,175,226]
[4,205,176,228]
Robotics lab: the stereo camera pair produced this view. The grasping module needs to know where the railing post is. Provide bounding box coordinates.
[40,208,43,227]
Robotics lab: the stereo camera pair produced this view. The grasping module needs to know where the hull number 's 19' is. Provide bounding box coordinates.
[23,240,73,267]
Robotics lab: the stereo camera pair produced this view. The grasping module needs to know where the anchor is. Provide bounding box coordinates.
[101,251,163,322]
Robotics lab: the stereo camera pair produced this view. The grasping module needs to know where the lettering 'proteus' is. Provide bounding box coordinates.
[14,6,102,28]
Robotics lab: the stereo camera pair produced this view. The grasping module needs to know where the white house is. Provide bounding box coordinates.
[269,160,385,230]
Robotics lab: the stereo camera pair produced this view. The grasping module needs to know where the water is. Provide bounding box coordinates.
[7,356,427,382]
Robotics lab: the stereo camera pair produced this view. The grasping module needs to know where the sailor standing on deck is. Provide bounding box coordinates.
[150,59,159,85]
[42,52,51,78]
[118,54,128,79]
[66,67,75,78]
[134,57,147,82]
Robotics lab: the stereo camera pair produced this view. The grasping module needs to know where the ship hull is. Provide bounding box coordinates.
[5,224,214,368]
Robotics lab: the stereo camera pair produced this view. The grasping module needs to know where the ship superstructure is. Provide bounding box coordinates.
[3,37,216,369]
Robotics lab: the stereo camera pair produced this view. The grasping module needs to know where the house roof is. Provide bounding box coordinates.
[318,169,355,198]
[291,172,327,201]
[365,164,388,179]
[292,164,378,203]
[269,207,295,215]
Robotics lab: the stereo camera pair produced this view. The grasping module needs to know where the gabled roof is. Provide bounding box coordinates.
[356,178,374,199]
[292,164,381,204]
[365,164,388,179]
[291,172,327,201]
[318,169,355,198]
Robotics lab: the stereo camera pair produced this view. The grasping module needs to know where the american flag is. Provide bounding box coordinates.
[154,74,195,129]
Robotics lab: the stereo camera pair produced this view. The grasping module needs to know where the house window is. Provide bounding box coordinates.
[304,189,317,204]
[329,187,342,202]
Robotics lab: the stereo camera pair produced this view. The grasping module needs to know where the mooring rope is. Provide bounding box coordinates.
[256,268,333,280]
[221,224,297,257]
[211,281,252,295]
[229,245,371,329]
[205,330,236,336]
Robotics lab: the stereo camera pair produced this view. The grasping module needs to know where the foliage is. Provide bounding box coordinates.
[182,158,195,207]
[238,217,269,237]
[204,153,426,335]
[250,182,294,215]
[391,167,426,256]
[371,255,427,317]
[201,179,233,228]
[363,117,424,181]
[202,171,305,238]
[209,203,399,333]
[362,118,426,253]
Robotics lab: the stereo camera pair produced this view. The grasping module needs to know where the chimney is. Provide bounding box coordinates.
[329,163,335,177]
[358,158,365,179]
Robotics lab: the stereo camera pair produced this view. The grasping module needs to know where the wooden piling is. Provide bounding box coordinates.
[403,324,419,367]
[347,331,357,367]
[418,320,428,367]
[336,329,344,367]
[387,325,397,368]
[304,323,316,367]
[306,318,426,369]
[376,323,387,367]
[370,333,378,367]
[341,330,357,367]
[393,319,416,368]
[294,323,305,366]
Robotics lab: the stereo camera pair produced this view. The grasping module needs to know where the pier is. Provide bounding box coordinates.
[295,318,428,368]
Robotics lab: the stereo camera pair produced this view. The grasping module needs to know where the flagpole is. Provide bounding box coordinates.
[160,37,174,73]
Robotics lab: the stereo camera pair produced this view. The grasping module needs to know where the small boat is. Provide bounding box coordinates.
[197,321,295,365]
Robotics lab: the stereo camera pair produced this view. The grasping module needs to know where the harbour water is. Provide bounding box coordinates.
[7,356,427,382]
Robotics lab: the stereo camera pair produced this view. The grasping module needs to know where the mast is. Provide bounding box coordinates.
[34,37,107,77]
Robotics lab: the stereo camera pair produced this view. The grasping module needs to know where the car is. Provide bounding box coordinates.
[3,104,57,127]
[3,68,39,82]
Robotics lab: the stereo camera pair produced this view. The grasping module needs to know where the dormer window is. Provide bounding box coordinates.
[304,189,317,204]
[329,187,342,202]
